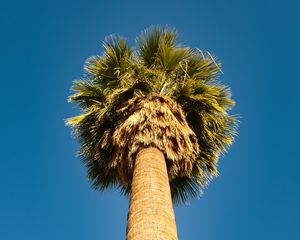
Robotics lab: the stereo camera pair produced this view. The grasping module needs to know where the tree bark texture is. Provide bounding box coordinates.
[126,147,178,240]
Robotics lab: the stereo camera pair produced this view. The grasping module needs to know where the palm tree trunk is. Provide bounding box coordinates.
[126,147,178,240]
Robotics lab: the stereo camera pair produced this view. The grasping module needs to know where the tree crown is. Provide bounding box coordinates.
[67,26,238,204]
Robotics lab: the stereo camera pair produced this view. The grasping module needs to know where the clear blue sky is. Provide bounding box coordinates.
[1,0,299,239]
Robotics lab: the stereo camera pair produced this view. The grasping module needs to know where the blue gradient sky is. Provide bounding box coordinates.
[1,0,299,239]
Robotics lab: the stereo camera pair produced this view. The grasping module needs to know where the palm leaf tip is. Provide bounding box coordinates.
[67,25,238,204]
[65,114,87,126]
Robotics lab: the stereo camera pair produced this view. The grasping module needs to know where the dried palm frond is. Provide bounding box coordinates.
[112,94,199,185]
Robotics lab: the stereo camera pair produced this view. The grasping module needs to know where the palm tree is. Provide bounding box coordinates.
[67,26,237,240]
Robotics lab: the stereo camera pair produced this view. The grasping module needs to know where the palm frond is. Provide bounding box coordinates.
[181,49,221,82]
[156,44,189,72]
[137,26,185,71]
[85,35,133,89]
[68,80,105,109]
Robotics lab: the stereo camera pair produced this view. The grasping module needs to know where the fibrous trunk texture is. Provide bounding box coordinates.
[126,147,178,240]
